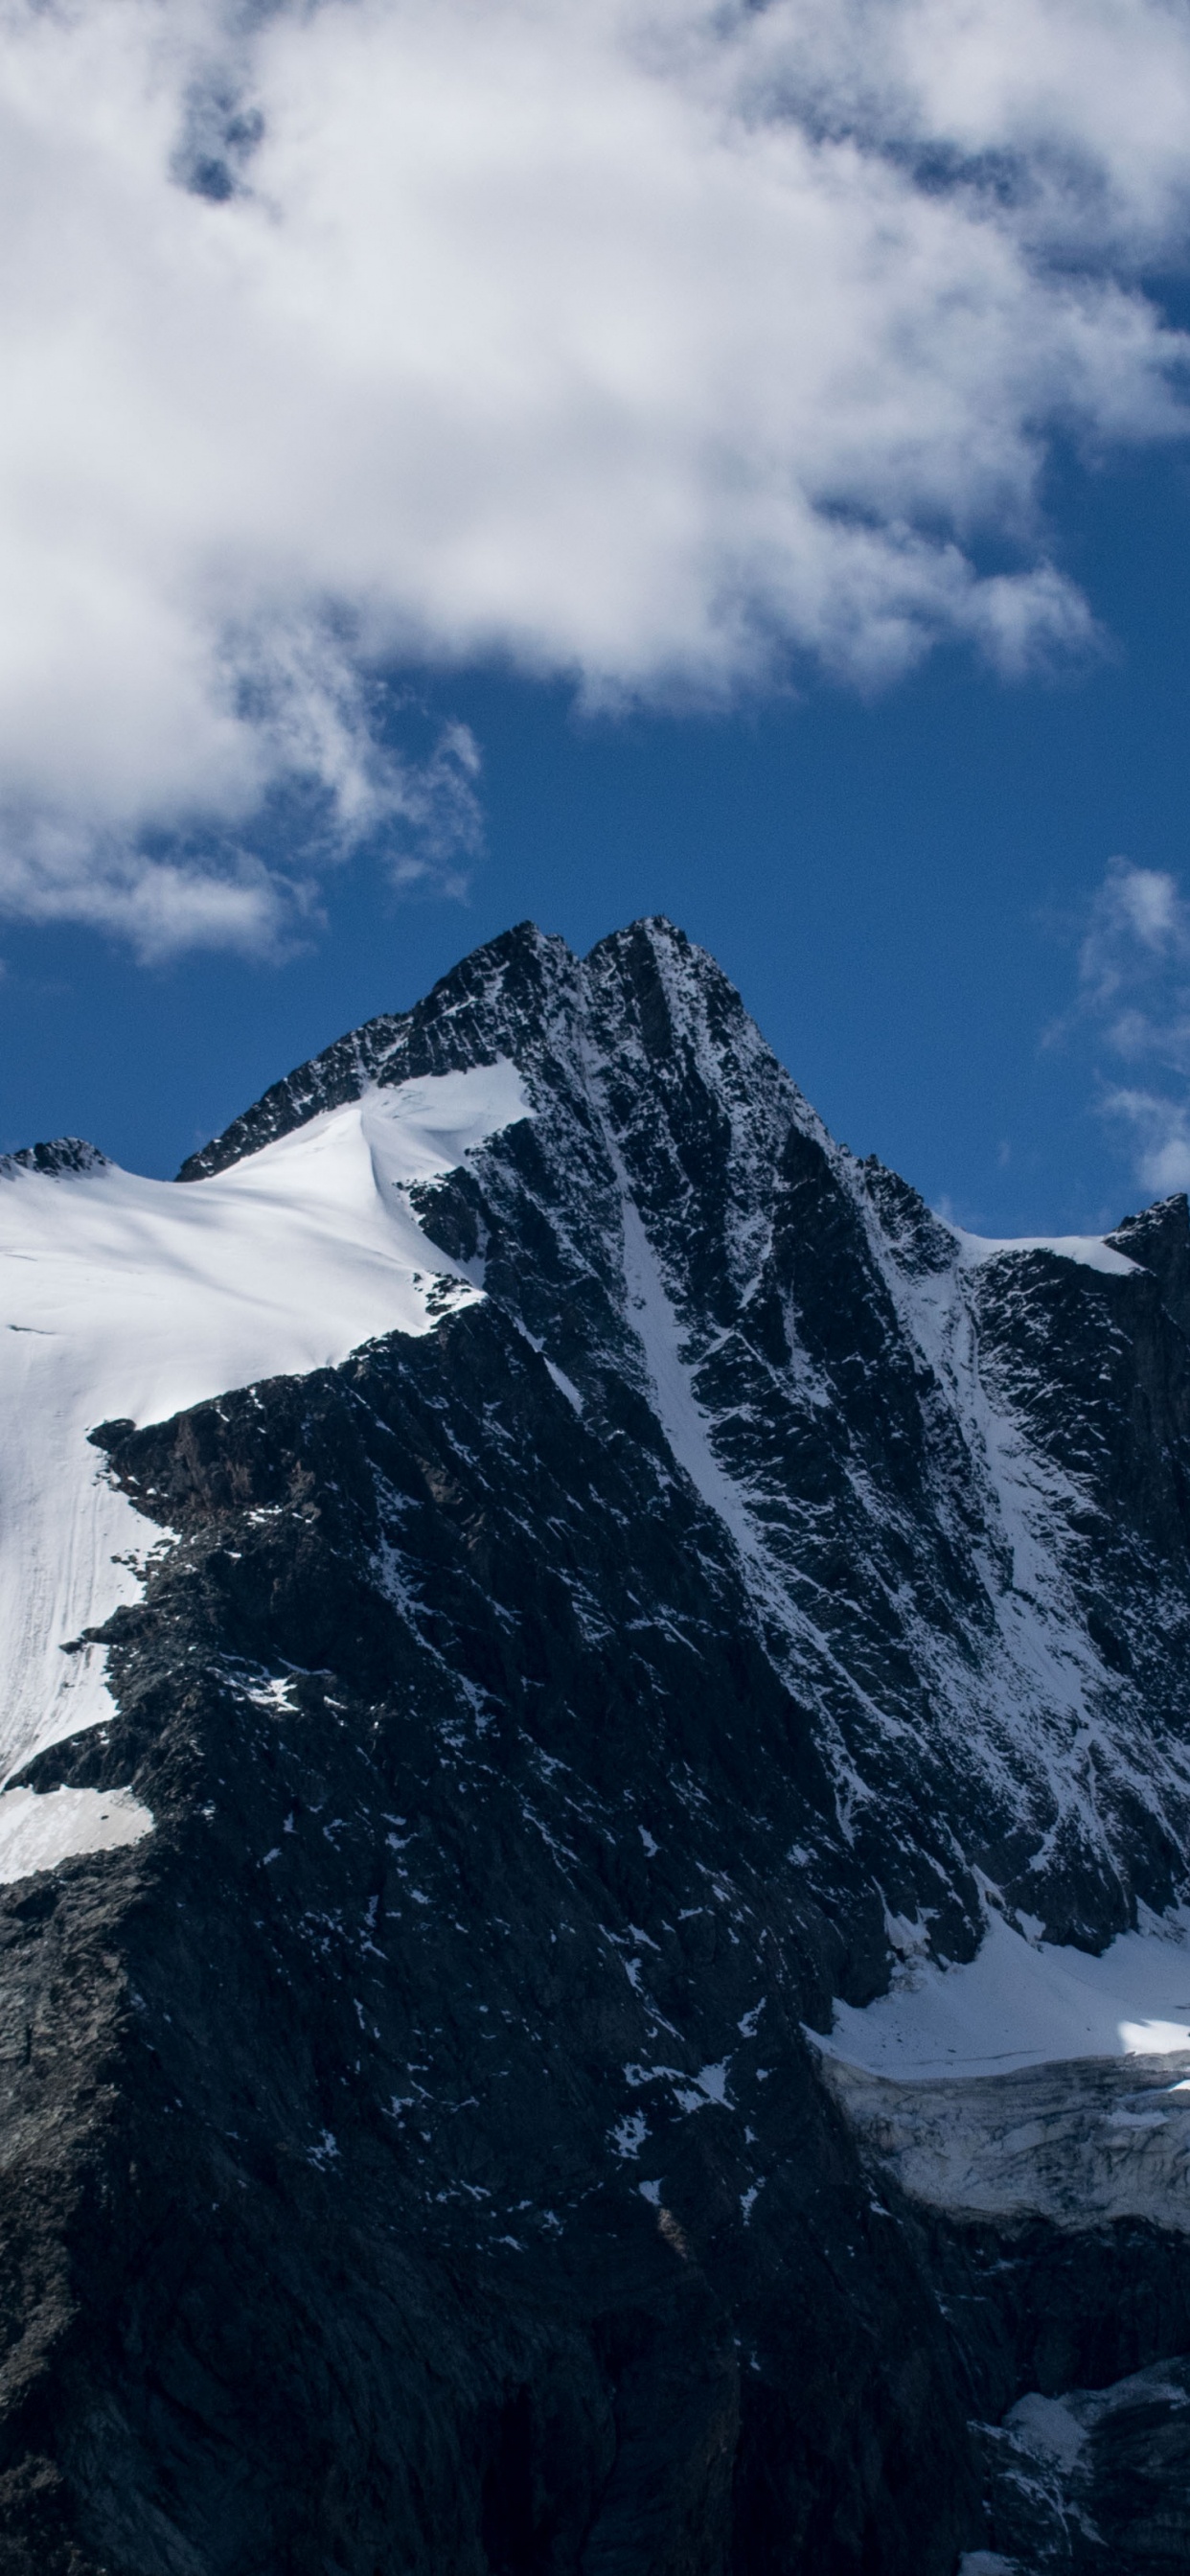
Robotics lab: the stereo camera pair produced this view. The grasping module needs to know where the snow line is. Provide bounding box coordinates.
[0,1064,530,1841]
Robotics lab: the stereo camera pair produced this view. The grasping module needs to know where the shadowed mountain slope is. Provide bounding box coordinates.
[2,919,1190,2572]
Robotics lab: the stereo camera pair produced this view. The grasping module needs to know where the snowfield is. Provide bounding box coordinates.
[0,1062,531,1871]
[952,1228,1137,1277]
[815,1906,1190,2080]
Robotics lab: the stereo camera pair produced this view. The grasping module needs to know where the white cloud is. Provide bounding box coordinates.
[1100,1090,1190,1197]
[1069,861,1190,1197]
[3,0,1190,950]
[1078,860,1190,1064]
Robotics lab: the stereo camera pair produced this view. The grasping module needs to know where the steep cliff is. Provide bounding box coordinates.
[2,918,1190,2573]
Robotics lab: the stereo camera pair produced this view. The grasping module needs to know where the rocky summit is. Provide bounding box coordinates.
[3,917,1190,2573]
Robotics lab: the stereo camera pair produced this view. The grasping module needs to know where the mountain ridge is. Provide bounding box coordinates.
[1,916,1190,2570]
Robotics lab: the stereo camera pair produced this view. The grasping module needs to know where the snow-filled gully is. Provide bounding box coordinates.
[0,1064,531,1881]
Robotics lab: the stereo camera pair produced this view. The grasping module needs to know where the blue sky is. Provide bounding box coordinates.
[5,0,1190,1235]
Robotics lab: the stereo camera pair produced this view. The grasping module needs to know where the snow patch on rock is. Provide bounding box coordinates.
[953,1228,1138,1276]
[0,1783,152,1882]
[815,1906,1190,2080]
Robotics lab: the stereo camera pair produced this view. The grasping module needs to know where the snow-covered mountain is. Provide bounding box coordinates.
[0,1065,526,1802]
[4,917,1190,2574]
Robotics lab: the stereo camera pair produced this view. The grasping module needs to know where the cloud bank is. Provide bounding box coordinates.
[4,0,1190,952]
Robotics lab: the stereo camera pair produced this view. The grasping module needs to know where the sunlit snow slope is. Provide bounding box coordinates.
[817,1907,1190,2078]
[0,1063,530,1871]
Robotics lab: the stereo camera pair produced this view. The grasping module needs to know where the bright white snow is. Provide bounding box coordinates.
[618,1188,753,1550]
[0,1063,531,1862]
[0,1783,152,1882]
[816,1907,1190,2080]
[953,1228,1136,1276]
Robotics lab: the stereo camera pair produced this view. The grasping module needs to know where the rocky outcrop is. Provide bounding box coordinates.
[0,1138,111,1182]
[2,918,1190,2570]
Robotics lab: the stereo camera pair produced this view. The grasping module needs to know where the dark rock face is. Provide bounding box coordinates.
[4,918,1190,2571]
[972,2352,1190,2568]
[0,1138,111,1181]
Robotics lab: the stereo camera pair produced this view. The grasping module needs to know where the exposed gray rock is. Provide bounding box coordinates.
[0,1138,111,1181]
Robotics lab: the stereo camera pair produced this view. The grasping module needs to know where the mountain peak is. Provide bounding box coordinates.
[7,919,1190,2572]
[175,916,721,1183]
[0,1136,111,1180]
[1106,1190,1190,1329]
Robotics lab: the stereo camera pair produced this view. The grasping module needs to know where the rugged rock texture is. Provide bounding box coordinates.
[3,917,1190,2572]
[0,1138,112,1182]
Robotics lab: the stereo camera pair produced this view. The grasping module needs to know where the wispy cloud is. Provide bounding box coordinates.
[0,644,484,963]
[4,0,1190,951]
[1100,1090,1190,1198]
[1066,860,1190,1195]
